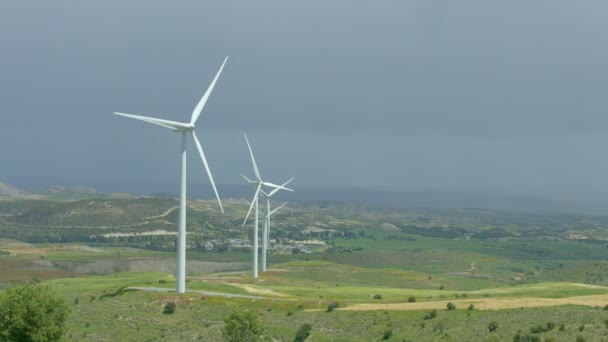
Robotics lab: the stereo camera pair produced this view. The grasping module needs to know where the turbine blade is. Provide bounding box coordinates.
[242,184,261,227]
[240,173,254,184]
[192,132,224,213]
[113,112,188,130]
[267,177,295,197]
[262,181,294,192]
[241,197,251,206]
[244,133,261,180]
[268,202,288,217]
[190,56,229,125]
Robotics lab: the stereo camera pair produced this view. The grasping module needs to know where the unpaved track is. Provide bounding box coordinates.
[129,286,296,300]
[230,284,290,297]
[341,294,608,311]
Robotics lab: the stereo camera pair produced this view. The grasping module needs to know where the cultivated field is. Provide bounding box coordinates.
[3,196,608,340]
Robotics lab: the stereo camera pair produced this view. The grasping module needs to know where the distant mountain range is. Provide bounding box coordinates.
[2,179,607,215]
[0,182,23,196]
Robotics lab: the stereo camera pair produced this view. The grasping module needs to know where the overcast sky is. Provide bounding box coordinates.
[1,0,607,203]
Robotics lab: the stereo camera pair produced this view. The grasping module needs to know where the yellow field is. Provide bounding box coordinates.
[340,293,608,311]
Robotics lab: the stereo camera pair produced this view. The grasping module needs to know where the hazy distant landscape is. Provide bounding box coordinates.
[2,182,608,340]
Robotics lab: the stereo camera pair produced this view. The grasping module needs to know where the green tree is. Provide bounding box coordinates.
[223,306,264,342]
[0,283,70,342]
[294,323,312,342]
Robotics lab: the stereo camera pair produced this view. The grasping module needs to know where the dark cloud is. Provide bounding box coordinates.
[1,0,608,202]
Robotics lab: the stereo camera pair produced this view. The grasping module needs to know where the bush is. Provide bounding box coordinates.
[407,296,416,303]
[382,329,393,340]
[446,302,456,311]
[468,304,475,311]
[488,321,498,332]
[163,302,176,314]
[559,324,566,331]
[223,306,264,342]
[530,322,556,334]
[513,331,541,342]
[158,279,167,284]
[327,302,339,312]
[0,283,70,342]
[423,310,437,320]
[576,336,586,342]
[294,323,312,342]
[372,294,382,300]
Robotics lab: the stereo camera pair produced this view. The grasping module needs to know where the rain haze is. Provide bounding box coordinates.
[1,0,608,210]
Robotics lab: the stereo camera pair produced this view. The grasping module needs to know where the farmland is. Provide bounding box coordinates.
[2,194,608,340]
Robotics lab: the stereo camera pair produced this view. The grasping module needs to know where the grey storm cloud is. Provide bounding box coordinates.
[1,0,608,203]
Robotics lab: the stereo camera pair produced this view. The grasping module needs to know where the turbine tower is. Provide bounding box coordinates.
[242,190,291,272]
[241,133,293,278]
[113,57,228,293]
[261,186,292,272]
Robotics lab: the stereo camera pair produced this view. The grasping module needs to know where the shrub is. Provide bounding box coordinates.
[530,322,556,334]
[382,329,393,340]
[576,336,586,342]
[223,306,264,342]
[513,331,541,342]
[158,279,167,284]
[578,325,585,332]
[604,304,608,311]
[326,302,339,312]
[488,321,498,332]
[423,310,437,320]
[439,285,445,290]
[0,283,70,342]
[372,294,382,300]
[163,302,176,314]
[446,302,456,311]
[468,304,475,311]
[559,324,566,331]
[294,323,312,342]
[407,296,416,303]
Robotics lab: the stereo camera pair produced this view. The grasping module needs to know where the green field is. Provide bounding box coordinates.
[3,196,608,340]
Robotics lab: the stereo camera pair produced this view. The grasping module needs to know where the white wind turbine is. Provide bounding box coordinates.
[242,192,291,272]
[114,57,228,293]
[241,133,293,278]
[260,184,292,272]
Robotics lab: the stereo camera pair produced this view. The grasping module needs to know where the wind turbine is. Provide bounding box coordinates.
[242,194,290,272]
[113,57,228,293]
[241,133,293,278]
[260,183,292,272]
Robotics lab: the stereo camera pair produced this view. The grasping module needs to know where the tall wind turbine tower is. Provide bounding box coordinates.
[261,186,292,272]
[242,133,293,277]
[242,191,291,272]
[113,57,228,293]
